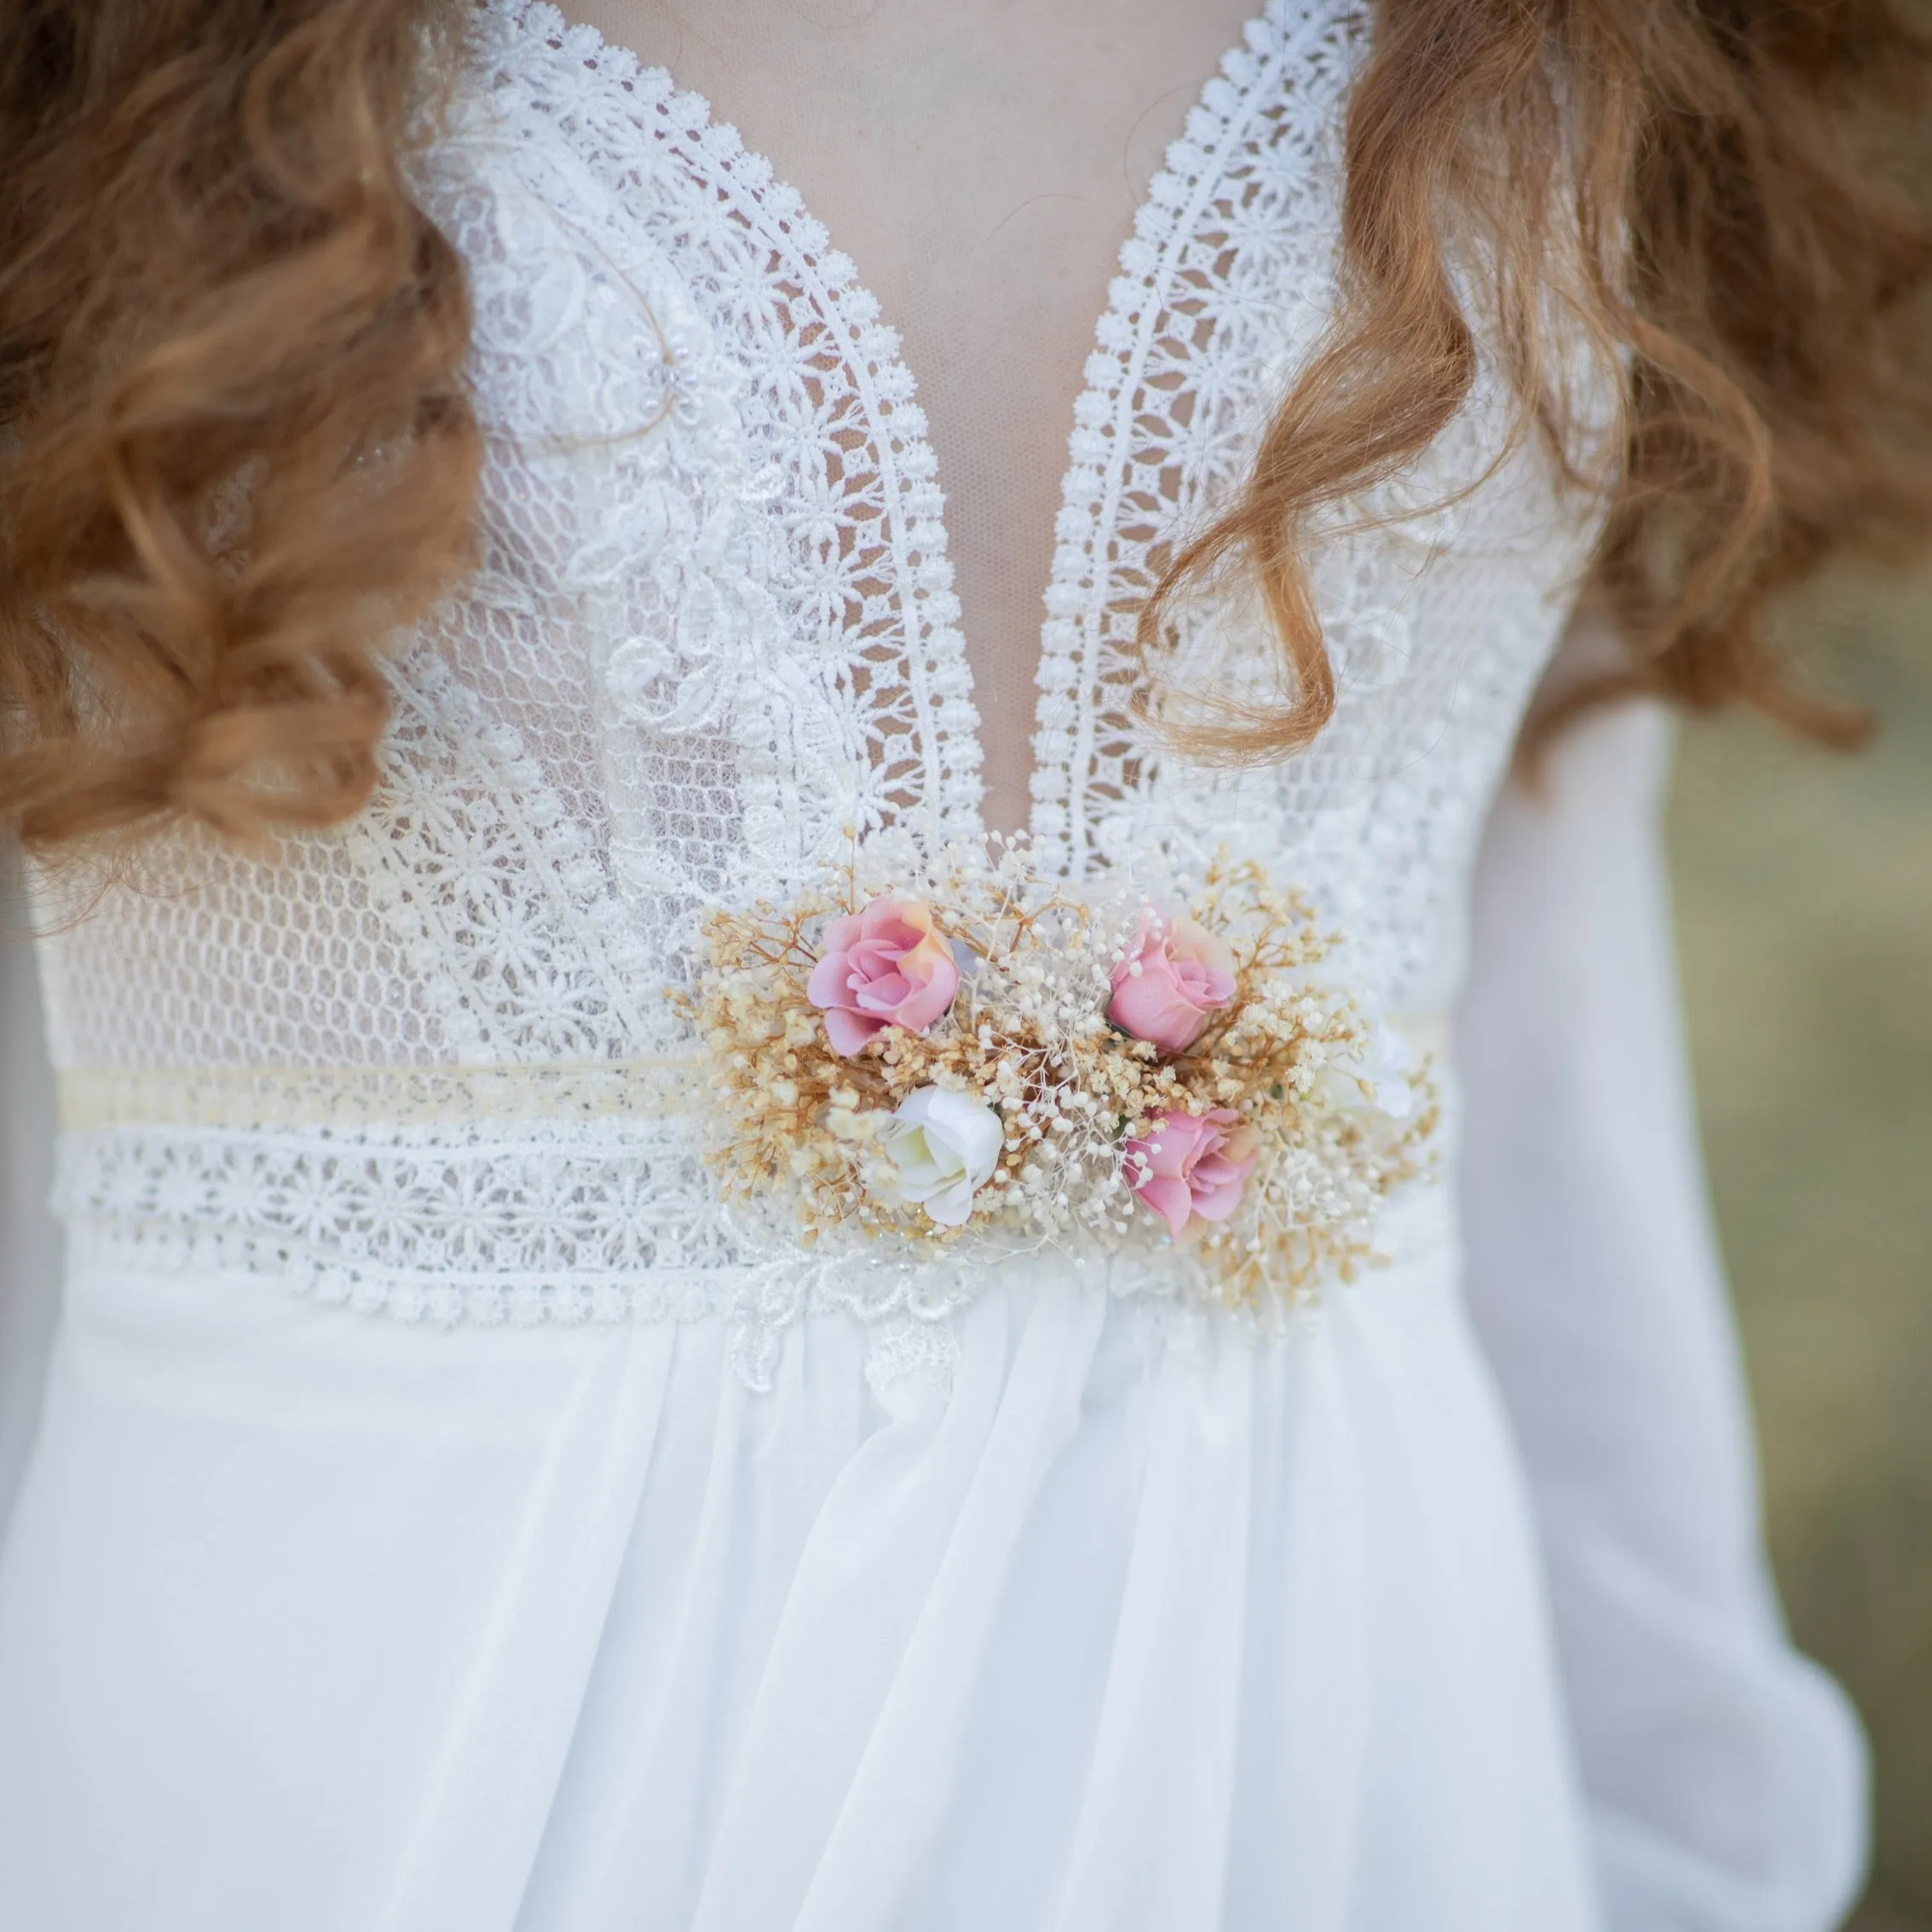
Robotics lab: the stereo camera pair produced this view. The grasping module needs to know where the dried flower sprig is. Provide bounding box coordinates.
[678,838,1434,1306]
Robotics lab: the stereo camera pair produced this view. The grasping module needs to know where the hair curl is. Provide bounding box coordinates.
[1147,0,1932,759]
[3,0,1930,849]
[0,0,477,848]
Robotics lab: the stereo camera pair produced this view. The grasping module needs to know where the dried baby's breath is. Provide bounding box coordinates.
[678,839,1434,1304]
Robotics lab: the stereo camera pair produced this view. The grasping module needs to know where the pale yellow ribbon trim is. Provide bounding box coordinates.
[60,1017,1452,1134]
[57,1058,706,1133]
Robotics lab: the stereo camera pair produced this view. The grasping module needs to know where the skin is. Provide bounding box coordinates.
[555,0,1261,836]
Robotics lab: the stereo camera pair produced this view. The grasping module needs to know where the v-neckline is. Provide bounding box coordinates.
[491,0,1341,874]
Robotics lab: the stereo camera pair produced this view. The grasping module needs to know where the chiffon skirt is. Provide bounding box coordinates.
[0,1194,1603,1931]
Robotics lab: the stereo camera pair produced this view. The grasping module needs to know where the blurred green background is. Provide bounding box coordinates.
[1668,576,1932,1931]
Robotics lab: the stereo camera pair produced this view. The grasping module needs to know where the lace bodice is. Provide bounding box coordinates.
[33,0,1610,1381]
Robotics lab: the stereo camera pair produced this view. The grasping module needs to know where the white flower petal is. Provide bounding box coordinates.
[924,1179,978,1227]
[916,1087,1004,1183]
[868,1085,1002,1226]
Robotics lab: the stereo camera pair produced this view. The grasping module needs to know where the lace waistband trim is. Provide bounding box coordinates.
[51,1026,1451,1394]
[59,1171,1450,1394]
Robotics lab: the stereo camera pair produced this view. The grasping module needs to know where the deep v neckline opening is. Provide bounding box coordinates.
[490,0,1340,874]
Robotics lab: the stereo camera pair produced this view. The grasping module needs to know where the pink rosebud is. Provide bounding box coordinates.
[1125,1107,1260,1243]
[1106,910,1237,1053]
[806,895,960,1057]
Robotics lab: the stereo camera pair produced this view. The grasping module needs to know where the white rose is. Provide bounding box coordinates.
[870,1086,1004,1227]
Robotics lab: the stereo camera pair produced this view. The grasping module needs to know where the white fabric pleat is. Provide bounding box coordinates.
[372,1326,678,1930]
[2,1220,1607,1932]
[1047,1328,1254,1931]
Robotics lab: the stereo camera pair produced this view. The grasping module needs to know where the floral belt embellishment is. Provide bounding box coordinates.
[684,842,1436,1303]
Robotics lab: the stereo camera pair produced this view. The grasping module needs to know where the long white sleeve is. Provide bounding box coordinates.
[1456,696,1869,1931]
[0,859,60,1544]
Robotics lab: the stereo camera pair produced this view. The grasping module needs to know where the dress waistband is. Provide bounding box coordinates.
[50,1016,1456,1389]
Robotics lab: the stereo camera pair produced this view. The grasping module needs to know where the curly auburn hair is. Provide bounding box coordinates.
[2,0,1929,849]
[0,0,477,847]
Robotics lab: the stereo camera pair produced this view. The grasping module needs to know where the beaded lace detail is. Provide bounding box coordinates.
[36,0,1608,1387]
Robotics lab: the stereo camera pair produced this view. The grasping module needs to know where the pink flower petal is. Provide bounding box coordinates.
[1124,1105,1256,1241]
[805,948,854,1009]
[822,1006,883,1057]
[851,968,914,1015]
[807,894,960,1050]
[1135,1174,1195,1237]
[1185,1175,1246,1223]
[1106,909,1236,1053]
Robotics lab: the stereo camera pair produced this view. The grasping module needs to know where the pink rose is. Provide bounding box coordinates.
[1106,910,1237,1053]
[807,895,960,1057]
[1125,1107,1260,1243]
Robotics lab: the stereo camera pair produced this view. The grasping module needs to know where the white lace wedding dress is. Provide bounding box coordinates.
[0,3,1866,1928]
